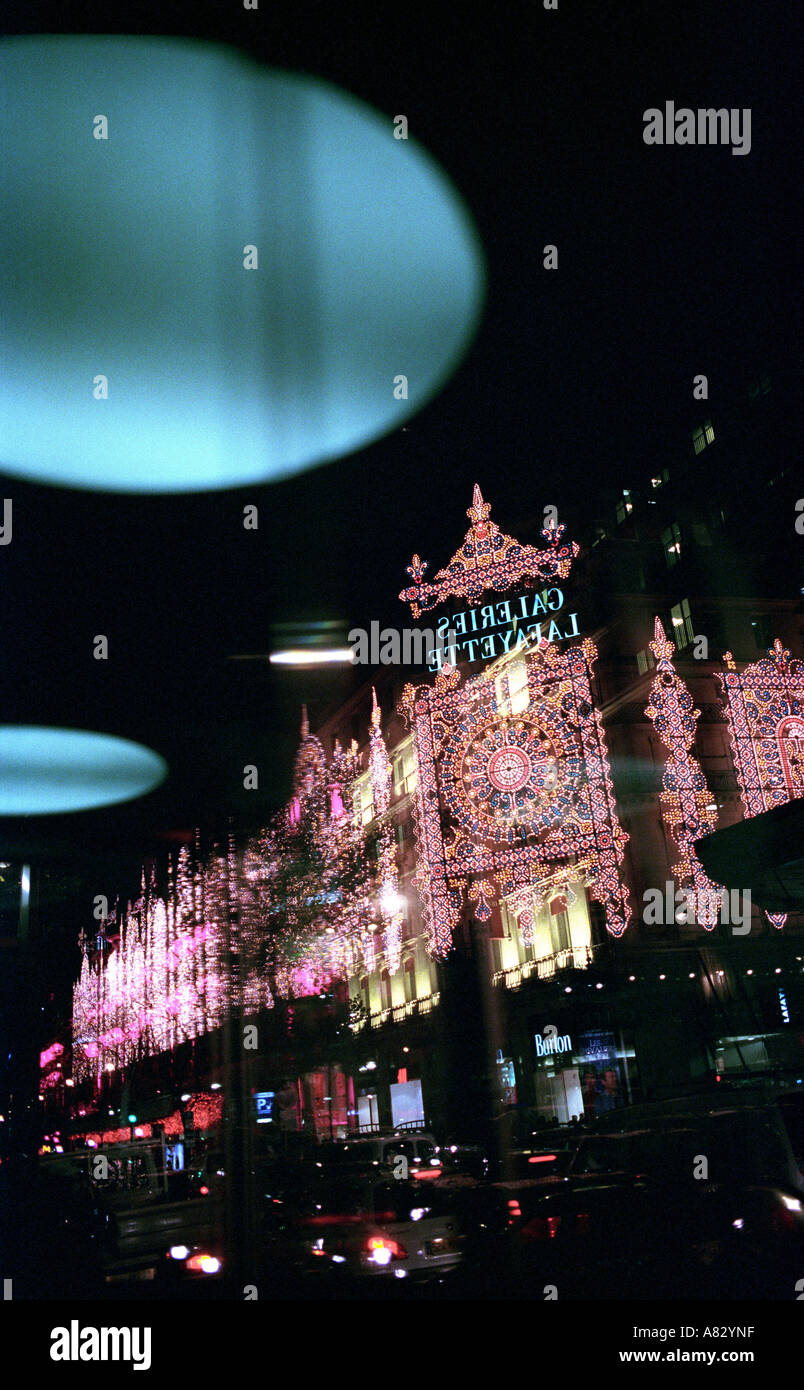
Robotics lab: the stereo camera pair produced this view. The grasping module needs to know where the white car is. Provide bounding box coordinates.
[303,1175,461,1281]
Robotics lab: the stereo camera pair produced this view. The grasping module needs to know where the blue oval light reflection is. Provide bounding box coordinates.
[0,37,485,492]
[0,727,168,815]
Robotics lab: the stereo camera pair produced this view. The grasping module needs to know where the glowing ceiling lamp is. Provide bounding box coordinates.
[0,37,484,492]
[269,649,354,666]
[0,727,167,815]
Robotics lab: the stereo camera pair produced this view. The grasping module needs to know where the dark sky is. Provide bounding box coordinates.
[0,1,797,872]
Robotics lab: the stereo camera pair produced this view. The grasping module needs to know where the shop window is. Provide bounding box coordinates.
[379,969,392,1010]
[403,957,417,1002]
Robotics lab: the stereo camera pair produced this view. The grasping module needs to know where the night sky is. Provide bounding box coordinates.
[0,1,796,879]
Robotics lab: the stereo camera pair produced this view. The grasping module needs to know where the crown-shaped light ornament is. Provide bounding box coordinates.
[399,484,579,618]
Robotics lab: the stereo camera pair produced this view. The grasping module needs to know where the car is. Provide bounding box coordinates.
[317,1131,443,1181]
[447,1092,804,1299]
[259,1169,463,1288]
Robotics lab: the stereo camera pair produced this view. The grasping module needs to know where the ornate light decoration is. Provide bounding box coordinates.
[718,639,804,929]
[399,484,579,618]
[399,637,631,957]
[644,618,723,929]
[72,709,384,1080]
[369,688,404,972]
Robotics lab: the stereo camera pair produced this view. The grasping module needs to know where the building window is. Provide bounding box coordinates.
[662,523,682,568]
[692,420,715,455]
[353,772,374,826]
[508,660,529,715]
[379,970,392,1010]
[615,491,634,524]
[400,899,417,942]
[750,615,773,650]
[359,976,370,1016]
[392,740,417,797]
[403,957,416,1002]
[670,598,694,650]
[650,469,670,489]
[636,647,656,676]
[495,660,529,717]
[550,897,571,954]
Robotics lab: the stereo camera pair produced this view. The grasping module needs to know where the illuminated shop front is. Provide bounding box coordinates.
[531,1025,638,1125]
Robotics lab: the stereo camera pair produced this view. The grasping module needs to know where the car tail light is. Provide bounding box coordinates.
[521,1214,561,1241]
[186,1253,221,1274]
[366,1236,407,1265]
[528,1154,557,1164]
[507,1199,522,1225]
[576,1212,591,1235]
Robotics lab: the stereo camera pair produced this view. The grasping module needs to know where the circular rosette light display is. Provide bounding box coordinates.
[0,726,167,814]
[0,36,484,492]
[440,707,582,846]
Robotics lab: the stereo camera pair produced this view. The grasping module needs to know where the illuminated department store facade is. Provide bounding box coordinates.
[66,477,804,1142]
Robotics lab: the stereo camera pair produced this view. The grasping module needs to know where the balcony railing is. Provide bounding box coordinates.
[493,944,595,990]
[352,990,441,1031]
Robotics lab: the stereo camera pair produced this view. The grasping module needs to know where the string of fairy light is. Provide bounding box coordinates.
[73,708,404,1082]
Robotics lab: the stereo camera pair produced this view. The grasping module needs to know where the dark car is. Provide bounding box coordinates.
[448,1093,804,1299]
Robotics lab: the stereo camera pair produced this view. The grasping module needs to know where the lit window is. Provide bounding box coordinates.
[403,958,416,1002]
[392,740,417,797]
[550,897,571,954]
[495,663,529,717]
[692,420,715,455]
[662,523,682,568]
[670,598,694,650]
[353,772,375,826]
[615,498,634,524]
[636,647,656,675]
[380,970,392,1010]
